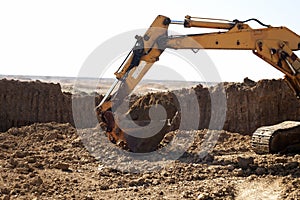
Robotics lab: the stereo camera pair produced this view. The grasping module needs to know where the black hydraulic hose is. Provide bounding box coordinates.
[115,49,133,73]
[234,18,271,28]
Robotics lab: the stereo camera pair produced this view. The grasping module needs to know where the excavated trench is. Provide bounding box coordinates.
[1,78,300,136]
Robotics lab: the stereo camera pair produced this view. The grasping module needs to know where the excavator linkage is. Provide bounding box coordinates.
[96,15,300,153]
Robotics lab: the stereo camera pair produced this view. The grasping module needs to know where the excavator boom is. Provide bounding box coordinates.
[96,15,300,153]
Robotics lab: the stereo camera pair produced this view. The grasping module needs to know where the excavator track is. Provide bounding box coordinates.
[252,121,300,154]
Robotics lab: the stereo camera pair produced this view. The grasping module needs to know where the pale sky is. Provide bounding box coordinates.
[0,0,300,82]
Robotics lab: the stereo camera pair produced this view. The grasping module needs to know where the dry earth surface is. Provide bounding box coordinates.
[0,122,300,200]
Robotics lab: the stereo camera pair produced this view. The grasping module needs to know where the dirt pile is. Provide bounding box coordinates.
[1,122,300,199]
[127,78,300,135]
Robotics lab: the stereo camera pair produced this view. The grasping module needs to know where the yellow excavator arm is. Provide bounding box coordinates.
[95,15,300,152]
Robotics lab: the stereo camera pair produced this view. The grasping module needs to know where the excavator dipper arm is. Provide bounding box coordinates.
[95,15,170,148]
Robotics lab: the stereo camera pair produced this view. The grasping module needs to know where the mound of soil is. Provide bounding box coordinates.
[0,122,300,199]
[126,78,300,135]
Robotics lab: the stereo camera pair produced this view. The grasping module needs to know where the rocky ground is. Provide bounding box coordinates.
[0,122,300,200]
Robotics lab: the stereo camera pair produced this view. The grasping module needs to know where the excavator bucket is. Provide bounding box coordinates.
[121,119,171,153]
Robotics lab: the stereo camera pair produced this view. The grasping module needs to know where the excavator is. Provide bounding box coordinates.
[95,15,300,154]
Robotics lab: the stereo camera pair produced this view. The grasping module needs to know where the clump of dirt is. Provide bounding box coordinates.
[1,122,300,199]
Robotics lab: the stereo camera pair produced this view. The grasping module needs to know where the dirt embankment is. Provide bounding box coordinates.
[1,78,300,134]
[0,79,103,132]
[0,79,73,132]
[224,78,300,133]
[128,78,300,135]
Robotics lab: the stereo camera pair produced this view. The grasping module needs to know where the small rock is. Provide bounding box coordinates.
[237,157,254,169]
[8,158,18,168]
[167,177,176,184]
[275,158,287,163]
[245,168,252,176]
[99,185,109,190]
[142,173,151,180]
[272,163,284,171]
[193,174,204,180]
[198,193,208,199]
[54,163,69,171]
[23,183,30,189]
[247,174,257,181]
[57,133,64,140]
[84,195,94,200]
[152,179,160,185]
[14,151,28,158]
[243,77,256,87]
[44,131,58,141]
[0,153,6,159]
[72,138,83,147]
[203,154,214,163]
[227,165,235,171]
[161,170,169,177]
[3,195,10,200]
[31,176,43,186]
[1,187,10,194]
[233,168,243,176]
[128,181,137,187]
[137,178,146,185]
[294,154,300,160]
[249,163,258,170]
[27,156,37,163]
[53,145,64,152]
[255,167,267,175]
[182,191,192,198]
[285,162,299,169]
[33,162,44,169]
[16,164,33,174]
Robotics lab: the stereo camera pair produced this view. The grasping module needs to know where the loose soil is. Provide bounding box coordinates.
[0,122,299,199]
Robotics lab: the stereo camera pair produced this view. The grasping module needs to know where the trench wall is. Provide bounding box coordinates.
[1,78,299,134]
